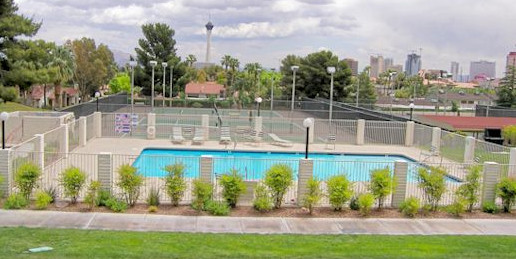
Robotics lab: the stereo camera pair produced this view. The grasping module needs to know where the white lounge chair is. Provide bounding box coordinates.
[268,133,293,147]
[220,126,231,144]
[419,146,442,164]
[325,134,336,150]
[192,128,205,145]
[170,127,185,144]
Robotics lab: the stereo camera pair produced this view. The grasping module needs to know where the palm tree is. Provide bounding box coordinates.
[221,55,232,71]
[228,57,240,87]
[186,54,197,67]
[49,46,75,109]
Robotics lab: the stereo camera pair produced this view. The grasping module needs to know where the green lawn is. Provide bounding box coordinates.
[0,102,42,112]
[1,227,516,258]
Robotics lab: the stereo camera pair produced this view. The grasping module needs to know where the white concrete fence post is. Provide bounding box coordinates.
[0,149,11,197]
[97,152,113,191]
[431,127,441,150]
[482,162,501,204]
[147,113,156,139]
[463,136,476,164]
[94,112,102,138]
[78,117,87,147]
[297,159,314,206]
[405,121,415,146]
[508,148,516,177]
[202,114,209,140]
[392,160,408,208]
[254,116,263,134]
[356,119,365,145]
[35,134,45,170]
[200,155,213,184]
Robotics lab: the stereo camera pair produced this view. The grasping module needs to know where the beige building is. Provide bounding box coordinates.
[344,58,358,76]
[369,55,384,79]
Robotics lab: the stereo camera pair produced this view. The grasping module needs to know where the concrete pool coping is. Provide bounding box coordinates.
[1,209,516,235]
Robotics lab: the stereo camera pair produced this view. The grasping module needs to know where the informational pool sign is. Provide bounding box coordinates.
[115,113,138,133]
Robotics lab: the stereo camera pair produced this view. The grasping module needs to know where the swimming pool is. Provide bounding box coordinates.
[132,148,458,182]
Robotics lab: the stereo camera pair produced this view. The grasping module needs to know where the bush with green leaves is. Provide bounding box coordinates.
[264,164,293,209]
[358,193,375,216]
[0,86,18,102]
[60,167,86,204]
[206,200,230,216]
[496,177,516,213]
[116,164,143,206]
[417,166,447,211]
[35,191,53,210]
[84,181,101,210]
[164,164,186,206]
[105,197,128,213]
[148,205,158,213]
[44,186,57,203]
[456,165,482,212]
[219,169,247,208]
[326,175,353,211]
[253,183,272,212]
[3,193,28,209]
[349,196,360,211]
[447,198,466,217]
[97,189,111,207]
[369,168,395,209]
[400,197,420,218]
[14,162,41,200]
[482,201,499,214]
[302,177,322,215]
[147,188,160,206]
[191,180,213,211]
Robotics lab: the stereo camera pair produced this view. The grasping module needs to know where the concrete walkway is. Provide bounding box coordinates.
[2,210,516,235]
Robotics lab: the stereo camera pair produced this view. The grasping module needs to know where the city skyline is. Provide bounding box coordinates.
[14,0,516,77]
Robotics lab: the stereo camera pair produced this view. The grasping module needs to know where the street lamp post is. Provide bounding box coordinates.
[255,97,263,117]
[257,68,262,94]
[327,66,336,129]
[1,112,9,149]
[150,60,157,109]
[95,91,101,112]
[162,62,168,107]
[170,64,174,106]
[409,101,415,121]
[291,66,299,115]
[303,117,314,159]
[129,61,136,117]
[270,68,275,113]
[355,76,360,107]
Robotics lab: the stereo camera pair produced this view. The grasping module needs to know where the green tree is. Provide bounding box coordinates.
[348,69,377,105]
[108,72,130,94]
[497,66,516,107]
[49,45,75,108]
[185,54,197,67]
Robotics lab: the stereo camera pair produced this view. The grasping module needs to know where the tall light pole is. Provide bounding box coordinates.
[291,65,299,115]
[129,61,137,117]
[355,76,360,107]
[257,68,262,94]
[270,68,275,113]
[162,62,167,107]
[1,112,9,149]
[150,60,157,109]
[169,63,174,105]
[327,66,336,129]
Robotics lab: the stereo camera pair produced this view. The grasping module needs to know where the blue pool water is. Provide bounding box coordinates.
[132,148,458,182]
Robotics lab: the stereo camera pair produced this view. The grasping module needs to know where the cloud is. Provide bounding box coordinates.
[91,5,148,26]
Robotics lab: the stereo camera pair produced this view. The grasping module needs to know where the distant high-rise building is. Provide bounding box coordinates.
[507,52,516,72]
[370,55,384,78]
[470,60,495,79]
[405,53,421,76]
[450,62,459,81]
[344,58,358,76]
[384,58,393,69]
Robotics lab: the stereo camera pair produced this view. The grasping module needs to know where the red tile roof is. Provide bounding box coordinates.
[419,115,516,131]
[185,82,224,95]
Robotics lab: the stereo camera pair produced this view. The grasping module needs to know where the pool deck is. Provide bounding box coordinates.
[1,209,516,235]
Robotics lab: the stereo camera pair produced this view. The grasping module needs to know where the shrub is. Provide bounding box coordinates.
[482,201,499,214]
[0,175,4,197]
[400,197,420,218]
[447,198,467,217]
[35,191,53,210]
[14,162,41,200]
[369,168,395,209]
[496,177,516,213]
[206,200,230,216]
[349,196,360,211]
[358,193,375,216]
[302,177,322,215]
[148,205,158,213]
[219,169,246,208]
[192,102,203,108]
[3,193,28,209]
[191,180,213,211]
[97,189,111,207]
[456,165,482,212]
[326,175,353,211]
[264,164,293,209]
[44,186,57,203]
[116,164,143,206]
[105,197,128,213]
[0,86,18,102]
[147,188,160,206]
[60,167,86,204]
[253,184,272,212]
[417,166,447,211]
[84,181,101,210]
[164,164,186,206]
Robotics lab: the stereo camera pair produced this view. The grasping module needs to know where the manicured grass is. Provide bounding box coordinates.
[0,102,42,112]
[1,227,516,258]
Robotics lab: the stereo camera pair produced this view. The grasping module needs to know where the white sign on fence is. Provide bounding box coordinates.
[115,114,138,133]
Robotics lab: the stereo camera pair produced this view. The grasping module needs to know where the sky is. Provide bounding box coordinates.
[15,0,516,77]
